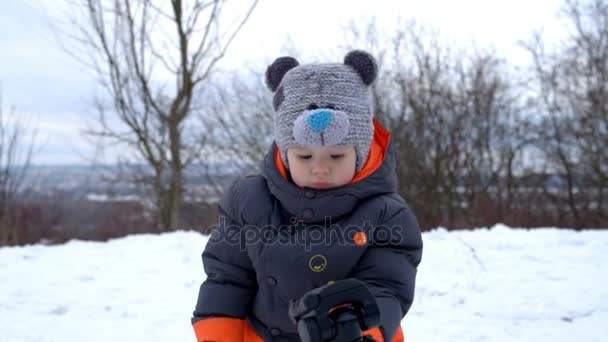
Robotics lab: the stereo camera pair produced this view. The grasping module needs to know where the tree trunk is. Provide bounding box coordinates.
[168,119,183,231]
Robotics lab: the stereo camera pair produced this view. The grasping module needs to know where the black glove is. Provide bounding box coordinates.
[288,279,380,342]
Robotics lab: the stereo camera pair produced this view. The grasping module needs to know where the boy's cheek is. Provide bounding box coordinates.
[288,164,307,187]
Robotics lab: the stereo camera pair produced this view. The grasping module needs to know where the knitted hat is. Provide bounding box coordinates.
[265,50,378,172]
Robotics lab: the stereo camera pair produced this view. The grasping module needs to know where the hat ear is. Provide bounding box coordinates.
[344,50,377,86]
[265,56,299,92]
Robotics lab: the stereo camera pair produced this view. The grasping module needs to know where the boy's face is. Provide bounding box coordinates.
[287,145,357,189]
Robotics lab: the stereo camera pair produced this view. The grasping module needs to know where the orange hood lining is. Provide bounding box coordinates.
[274,117,391,184]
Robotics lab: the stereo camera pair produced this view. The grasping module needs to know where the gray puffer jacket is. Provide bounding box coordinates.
[193,135,423,341]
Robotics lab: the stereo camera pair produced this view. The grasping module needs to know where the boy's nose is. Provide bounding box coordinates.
[312,162,330,175]
[307,110,334,133]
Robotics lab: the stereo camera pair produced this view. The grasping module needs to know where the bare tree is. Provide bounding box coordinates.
[203,70,274,170]
[450,52,534,227]
[344,19,531,229]
[524,0,608,227]
[0,91,36,246]
[60,0,258,231]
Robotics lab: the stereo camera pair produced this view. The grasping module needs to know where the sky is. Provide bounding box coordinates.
[0,0,567,165]
[0,224,606,341]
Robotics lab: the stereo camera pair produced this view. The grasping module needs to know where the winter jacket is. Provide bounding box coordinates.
[192,119,423,341]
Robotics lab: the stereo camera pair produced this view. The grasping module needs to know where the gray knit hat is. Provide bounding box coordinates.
[265,50,378,172]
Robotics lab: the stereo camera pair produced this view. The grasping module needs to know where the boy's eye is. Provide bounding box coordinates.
[297,154,312,160]
[330,154,345,160]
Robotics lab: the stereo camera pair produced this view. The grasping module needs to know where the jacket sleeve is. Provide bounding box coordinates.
[191,200,258,340]
[350,197,423,342]
[192,209,257,317]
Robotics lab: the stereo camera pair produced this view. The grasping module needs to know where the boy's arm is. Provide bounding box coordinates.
[191,209,257,341]
[350,199,423,341]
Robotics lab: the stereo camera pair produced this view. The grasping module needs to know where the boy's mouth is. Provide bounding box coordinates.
[312,181,330,188]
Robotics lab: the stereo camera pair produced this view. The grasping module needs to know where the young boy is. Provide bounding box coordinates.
[192,50,423,342]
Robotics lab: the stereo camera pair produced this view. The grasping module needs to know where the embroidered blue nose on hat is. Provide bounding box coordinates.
[308,110,333,133]
[293,108,350,147]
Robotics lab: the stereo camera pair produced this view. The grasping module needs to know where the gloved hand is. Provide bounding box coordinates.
[288,279,380,342]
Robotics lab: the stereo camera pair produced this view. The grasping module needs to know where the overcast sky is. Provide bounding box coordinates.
[0,0,566,165]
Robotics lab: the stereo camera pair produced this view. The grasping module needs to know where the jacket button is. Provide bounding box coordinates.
[266,276,277,286]
[305,190,315,198]
[270,328,281,336]
[302,208,314,220]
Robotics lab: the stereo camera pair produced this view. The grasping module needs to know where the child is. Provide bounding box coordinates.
[192,50,423,342]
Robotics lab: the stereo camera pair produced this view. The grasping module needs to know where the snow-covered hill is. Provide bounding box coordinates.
[1,224,606,341]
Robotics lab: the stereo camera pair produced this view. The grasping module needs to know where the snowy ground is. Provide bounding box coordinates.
[1,224,606,342]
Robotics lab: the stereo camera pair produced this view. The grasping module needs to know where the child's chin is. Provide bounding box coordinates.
[309,182,339,190]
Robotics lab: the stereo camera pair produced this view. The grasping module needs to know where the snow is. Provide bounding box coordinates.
[406,224,608,341]
[1,224,607,341]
